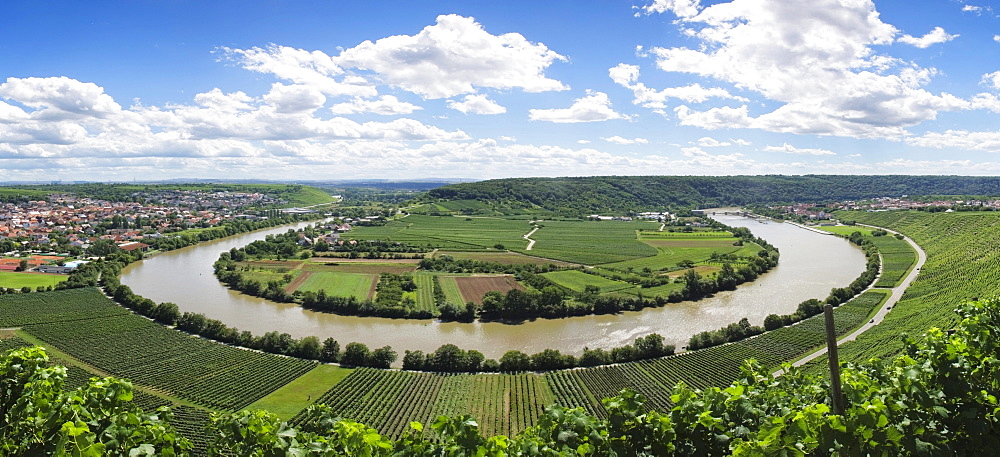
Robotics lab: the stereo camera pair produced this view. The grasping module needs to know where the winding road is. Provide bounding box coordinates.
[774,226,927,375]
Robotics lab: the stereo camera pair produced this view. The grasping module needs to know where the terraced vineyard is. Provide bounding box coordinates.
[817,211,1000,366]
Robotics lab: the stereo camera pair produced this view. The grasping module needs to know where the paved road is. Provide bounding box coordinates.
[773,226,927,375]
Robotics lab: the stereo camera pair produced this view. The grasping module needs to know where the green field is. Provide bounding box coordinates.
[246,364,355,419]
[296,271,375,298]
[0,271,67,289]
[437,275,465,304]
[525,219,659,264]
[344,215,529,251]
[541,269,635,293]
[816,225,875,236]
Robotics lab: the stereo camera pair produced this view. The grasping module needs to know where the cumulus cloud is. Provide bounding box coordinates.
[641,0,970,139]
[221,45,376,97]
[603,136,649,144]
[638,0,702,19]
[764,143,836,156]
[335,14,568,99]
[329,95,423,115]
[447,94,507,114]
[0,75,469,162]
[907,129,1000,153]
[610,63,743,107]
[263,83,326,114]
[696,137,729,147]
[529,91,630,123]
[0,76,121,119]
[898,27,959,48]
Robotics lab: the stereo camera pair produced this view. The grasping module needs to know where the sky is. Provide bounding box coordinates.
[3,0,1000,182]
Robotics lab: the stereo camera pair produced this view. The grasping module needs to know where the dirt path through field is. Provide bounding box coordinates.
[523,227,539,250]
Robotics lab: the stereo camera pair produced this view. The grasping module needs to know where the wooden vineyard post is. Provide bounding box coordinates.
[824,304,845,415]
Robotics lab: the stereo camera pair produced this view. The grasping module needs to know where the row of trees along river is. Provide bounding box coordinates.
[119,214,867,359]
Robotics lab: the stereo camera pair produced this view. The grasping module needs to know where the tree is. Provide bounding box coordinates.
[320,338,340,363]
[293,336,322,360]
[341,342,370,366]
[498,350,531,372]
[368,346,397,369]
[15,259,28,272]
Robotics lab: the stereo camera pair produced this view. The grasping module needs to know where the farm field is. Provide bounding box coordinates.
[808,210,996,368]
[867,235,918,288]
[246,364,355,419]
[816,224,875,236]
[0,288,316,412]
[0,271,67,289]
[453,275,524,303]
[435,250,575,267]
[541,269,635,293]
[295,271,375,299]
[344,215,530,251]
[525,219,659,265]
[437,275,464,304]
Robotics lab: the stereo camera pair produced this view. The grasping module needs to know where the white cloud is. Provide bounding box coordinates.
[898,27,959,48]
[577,139,591,144]
[995,35,1000,43]
[529,91,630,123]
[603,136,649,144]
[680,146,754,168]
[329,95,422,115]
[907,129,1000,152]
[194,89,254,113]
[644,0,970,139]
[963,5,982,13]
[675,105,752,130]
[731,138,751,146]
[0,76,121,119]
[638,0,702,19]
[222,45,376,97]
[263,83,326,114]
[334,14,568,99]
[764,143,836,156]
[610,63,743,107]
[447,94,507,114]
[696,137,730,147]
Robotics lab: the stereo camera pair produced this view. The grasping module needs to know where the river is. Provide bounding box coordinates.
[120,215,866,359]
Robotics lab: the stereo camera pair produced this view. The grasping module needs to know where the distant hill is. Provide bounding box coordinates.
[421,175,1000,214]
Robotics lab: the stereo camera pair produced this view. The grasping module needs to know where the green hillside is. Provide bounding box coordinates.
[421,175,1000,215]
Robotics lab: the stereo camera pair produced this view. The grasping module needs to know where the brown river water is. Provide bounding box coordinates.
[120,215,866,359]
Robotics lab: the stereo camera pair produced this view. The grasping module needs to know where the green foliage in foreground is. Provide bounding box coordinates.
[5,298,998,455]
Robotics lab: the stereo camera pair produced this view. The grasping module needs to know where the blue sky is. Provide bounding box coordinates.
[2,0,1000,182]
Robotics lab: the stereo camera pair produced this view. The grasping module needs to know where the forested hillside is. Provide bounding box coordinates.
[423,175,1000,214]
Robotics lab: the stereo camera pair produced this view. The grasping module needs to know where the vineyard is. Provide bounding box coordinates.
[868,235,917,288]
[293,368,555,438]
[816,211,1000,366]
[0,288,316,412]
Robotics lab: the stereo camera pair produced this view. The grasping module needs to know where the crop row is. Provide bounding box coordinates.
[0,288,131,327]
[546,289,889,413]
[1,289,316,411]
